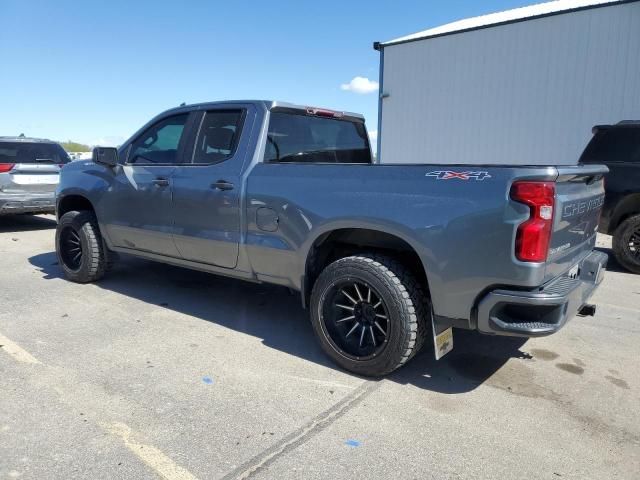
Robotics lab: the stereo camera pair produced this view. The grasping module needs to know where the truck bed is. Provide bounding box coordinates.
[245,162,607,326]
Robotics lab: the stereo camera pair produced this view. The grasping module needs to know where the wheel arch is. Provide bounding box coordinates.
[301,224,431,308]
[56,193,96,220]
[611,193,640,233]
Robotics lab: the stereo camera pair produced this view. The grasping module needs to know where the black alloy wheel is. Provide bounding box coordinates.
[59,226,83,271]
[55,210,107,283]
[613,214,640,274]
[321,280,390,360]
[310,254,430,377]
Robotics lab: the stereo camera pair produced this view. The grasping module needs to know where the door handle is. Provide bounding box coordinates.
[152,178,170,187]
[211,180,234,191]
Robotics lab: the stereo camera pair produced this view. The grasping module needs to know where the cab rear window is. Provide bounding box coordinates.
[0,142,70,164]
[264,112,371,164]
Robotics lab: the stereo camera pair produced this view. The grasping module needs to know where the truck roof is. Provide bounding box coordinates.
[0,136,57,143]
[592,120,640,133]
[160,100,366,122]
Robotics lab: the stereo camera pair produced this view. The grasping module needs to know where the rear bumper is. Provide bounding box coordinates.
[477,250,607,337]
[0,192,56,214]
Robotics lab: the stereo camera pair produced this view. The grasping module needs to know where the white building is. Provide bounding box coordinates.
[375,0,640,165]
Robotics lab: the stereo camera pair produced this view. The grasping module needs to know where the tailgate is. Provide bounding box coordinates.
[546,165,608,279]
[4,163,61,193]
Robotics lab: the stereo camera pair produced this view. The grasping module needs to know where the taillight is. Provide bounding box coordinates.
[0,163,15,173]
[510,181,555,262]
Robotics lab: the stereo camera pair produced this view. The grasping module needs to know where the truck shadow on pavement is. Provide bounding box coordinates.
[594,247,629,274]
[0,214,56,233]
[30,251,530,394]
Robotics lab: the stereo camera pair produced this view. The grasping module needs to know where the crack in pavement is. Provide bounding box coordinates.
[220,380,380,480]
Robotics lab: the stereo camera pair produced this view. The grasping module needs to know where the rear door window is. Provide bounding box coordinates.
[0,142,70,164]
[580,128,640,164]
[192,110,244,164]
[264,112,371,164]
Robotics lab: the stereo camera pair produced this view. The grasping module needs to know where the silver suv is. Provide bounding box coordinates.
[0,136,70,215]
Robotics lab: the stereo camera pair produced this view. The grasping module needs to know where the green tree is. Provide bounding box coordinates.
[60,140,91,152]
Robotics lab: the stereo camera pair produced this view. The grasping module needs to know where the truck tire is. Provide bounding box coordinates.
[613,214,640,274]
[310,254,430,377]
[56,210,107,283]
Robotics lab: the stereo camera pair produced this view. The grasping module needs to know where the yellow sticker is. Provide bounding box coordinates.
[435,327,454,360]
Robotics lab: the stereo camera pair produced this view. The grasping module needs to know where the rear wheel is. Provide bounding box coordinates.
[613,214,640,274]
[310,254,430,377]
[56,210,107,283]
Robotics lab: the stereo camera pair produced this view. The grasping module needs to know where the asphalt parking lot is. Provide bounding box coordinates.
[1,214,638,480]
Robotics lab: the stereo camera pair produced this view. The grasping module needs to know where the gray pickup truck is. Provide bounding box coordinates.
[55,100,608,376]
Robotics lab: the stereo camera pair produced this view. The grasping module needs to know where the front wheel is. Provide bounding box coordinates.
[613,214,640,274]
[56,210,107,283]
[310,254,430,377]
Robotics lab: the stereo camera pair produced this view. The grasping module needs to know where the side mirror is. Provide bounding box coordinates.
[92,147,119,167]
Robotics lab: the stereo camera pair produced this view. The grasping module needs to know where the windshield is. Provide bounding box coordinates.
[0,142,71,164]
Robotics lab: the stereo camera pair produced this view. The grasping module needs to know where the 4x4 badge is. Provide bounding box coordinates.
[425,170,492,181]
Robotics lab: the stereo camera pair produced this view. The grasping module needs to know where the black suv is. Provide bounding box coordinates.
[581,121,640,273]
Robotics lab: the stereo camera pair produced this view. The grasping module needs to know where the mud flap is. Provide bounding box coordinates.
[432,316,453,360]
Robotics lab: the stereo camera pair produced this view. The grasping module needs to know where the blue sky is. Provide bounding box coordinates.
[1,0,533,148]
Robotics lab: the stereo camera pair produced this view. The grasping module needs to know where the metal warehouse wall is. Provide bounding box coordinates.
[379,2,640,165]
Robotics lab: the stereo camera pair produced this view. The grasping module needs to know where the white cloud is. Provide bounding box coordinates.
[340,76,379,94]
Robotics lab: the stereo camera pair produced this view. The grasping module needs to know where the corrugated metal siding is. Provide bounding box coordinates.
[379,2,640,165]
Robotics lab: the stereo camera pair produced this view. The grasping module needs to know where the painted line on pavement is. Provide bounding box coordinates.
[101,422,199,480]
[0,332,41,364]
[0,330,198,480]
